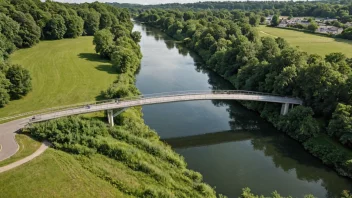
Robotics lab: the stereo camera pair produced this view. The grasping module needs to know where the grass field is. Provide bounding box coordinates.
[0,36,117,118]
[0,149,126,198]
[257,26,352,57]
[0,134,41,167]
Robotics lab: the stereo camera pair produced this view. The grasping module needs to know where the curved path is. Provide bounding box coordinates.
[0,90,302,161]
[0,141,50,173]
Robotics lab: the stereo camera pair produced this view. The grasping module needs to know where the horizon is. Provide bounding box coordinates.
[52,0,289,5]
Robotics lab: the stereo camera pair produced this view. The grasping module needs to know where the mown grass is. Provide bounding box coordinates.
[257,26,352,57]
[0,134,41,167]
[0,36,117,118]
[0,149,127,198]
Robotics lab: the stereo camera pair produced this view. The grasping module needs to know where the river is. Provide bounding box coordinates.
[133,22,352,198]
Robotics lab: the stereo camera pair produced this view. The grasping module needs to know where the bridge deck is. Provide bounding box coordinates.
[30,91,302,123]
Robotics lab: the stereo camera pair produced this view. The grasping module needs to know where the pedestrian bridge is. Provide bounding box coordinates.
[0,90,302,126]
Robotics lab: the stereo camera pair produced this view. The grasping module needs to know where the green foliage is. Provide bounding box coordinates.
[27,116,216,198]
[341,27,352,40]
[84,9,101,36]
[240,187,298,198]
[277,106,320,142]
[5,64,32,99]
[93,29,114,59]
[111,46,140,73]
[11,11,40,47]
[307,21,318,32]
[43,14,67,40]
[64,15,84,38]
[271,15,280,27]
[328,103,352,147]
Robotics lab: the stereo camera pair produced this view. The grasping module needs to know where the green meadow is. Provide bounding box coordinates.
[0,36,117,118]
[258,26,352,57]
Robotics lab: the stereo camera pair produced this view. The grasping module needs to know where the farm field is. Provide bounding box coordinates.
[257,26,352,57]
[0,36,117,118]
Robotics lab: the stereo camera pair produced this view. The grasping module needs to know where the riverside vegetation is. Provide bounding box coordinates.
[136,8,352,181]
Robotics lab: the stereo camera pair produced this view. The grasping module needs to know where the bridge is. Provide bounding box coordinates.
[0,90,301,161]
[1,90,302,127]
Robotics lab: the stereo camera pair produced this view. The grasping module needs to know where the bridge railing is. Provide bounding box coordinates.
[0,90,301,122]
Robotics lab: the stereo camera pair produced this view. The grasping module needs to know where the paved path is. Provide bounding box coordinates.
[0,118,28,161]
[0,141,50,174]
[0,90,302,162]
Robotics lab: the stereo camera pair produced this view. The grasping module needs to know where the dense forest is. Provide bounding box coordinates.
[0,0,133,108]
[137,8,352,178]
[112,1,352,22]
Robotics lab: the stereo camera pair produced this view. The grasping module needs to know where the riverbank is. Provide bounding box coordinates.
[137,20,352,182]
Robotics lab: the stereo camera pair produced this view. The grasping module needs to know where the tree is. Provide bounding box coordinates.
[307,21,318,32]
[271,15,280,26]
[93,29,113,59]
[0,13,20,43]
[328,103,352,147]
[99,12,112,29]
[84,9,101,36]
[131,31,142,43]
[64,15,84,38]
[0,72,10,107]
[277,106,320,142]
[43,14,67,40]
[111,46,140,73]
[11,11,41,47]
[249,14,259,26]
[6,64,32,99]
[340,27,352,40]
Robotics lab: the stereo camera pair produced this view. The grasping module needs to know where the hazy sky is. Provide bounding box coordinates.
[53,0,260,5]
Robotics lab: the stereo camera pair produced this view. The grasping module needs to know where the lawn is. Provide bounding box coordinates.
[257,26,352,57]
[0,134,41,167]
[0,36,117,118]
[0,149,126,198]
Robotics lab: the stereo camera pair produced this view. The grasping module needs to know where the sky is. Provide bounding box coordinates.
[52,0,264,5]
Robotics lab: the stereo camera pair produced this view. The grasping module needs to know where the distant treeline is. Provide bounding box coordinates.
[0,0,131,107]
[111,1,352,22]
[137,8,352,178]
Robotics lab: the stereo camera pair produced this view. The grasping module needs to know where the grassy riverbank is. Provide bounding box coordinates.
[0,36,117,118]
[257,26,352,57]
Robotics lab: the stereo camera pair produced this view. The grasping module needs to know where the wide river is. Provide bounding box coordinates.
[133,22,352,197]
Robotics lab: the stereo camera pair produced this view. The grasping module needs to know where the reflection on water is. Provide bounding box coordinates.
[134,22,352,198]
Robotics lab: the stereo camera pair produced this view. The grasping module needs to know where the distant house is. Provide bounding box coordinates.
[265,15,273,24]
[316,26,343,35]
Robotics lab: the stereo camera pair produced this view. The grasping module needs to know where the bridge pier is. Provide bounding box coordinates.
[107,108,128,127]
[107,110,114,127]
[280,103,290,115]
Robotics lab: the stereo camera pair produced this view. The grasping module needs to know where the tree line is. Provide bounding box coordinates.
[137,8,352,178]
[117,1,352,40]
[113,1,352,22]
[0,0,131,108]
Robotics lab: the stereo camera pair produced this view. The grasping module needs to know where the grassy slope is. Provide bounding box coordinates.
[0,149,126,198]
[257,26,352,57]
[0,36,117,117]
[0,134,41,167]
